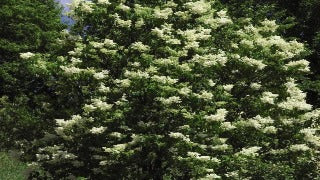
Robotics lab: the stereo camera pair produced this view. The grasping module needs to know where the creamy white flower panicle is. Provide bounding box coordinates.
[156,96,182,105]
[97,0,111,5]
[223,84,234,92]
[114,13,132,28]
[237,146,261,157]
[151,75,178,85]
[261,91,279,104]
[93,70,109,80]
[154,7,173,19]
[289,144,310,152]
[60,66,82,75]
[191,52,228,67]
[169,132,191,142]
[205,109,228,122]
[284,59,310,72]
[20,52,35,59]
[130,41,150,52]
[185,0,211,15]
[118,3,130,12]
[278,78,312,111]
[241,56,266,70]
[300,128,320,146]
[260,19,278,32]
[90,126,107,134]
[250,82,262,90]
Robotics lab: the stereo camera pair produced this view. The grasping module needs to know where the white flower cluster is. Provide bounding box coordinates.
[124,70,150,79]
[130,41,150,52]
[220,122,236,131]
[260,91,279,104]
[169,132,191,142]
[103,143,127,154]
[241,56,266,70]
[205,109,228,122]
[91,98,113,111]
[151,75,178,84]
[97,0,111,5]
[260,19,278,33]
[114,13,131,28]
[90,126,107,134]
[191,52,228,67]
[284,59,310,72]
[300,128,320,146]
[156,96,181,105]
[20,52,35,59]
[60,66,82,75]
[187,152,218,162]
[154,7,173,19]
[237,146,261,157]
[289,144,310,152]
[93,70,109,80]
[185,0,211,15]
[118,3,130,12]
[195,90,214,100]
[223,84,234,92]
[250,82,262,90]
[278,78,312,111]
[56,115,83,129]
[236,115,274,130]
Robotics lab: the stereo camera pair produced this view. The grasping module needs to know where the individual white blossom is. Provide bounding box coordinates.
[169,132,191,142]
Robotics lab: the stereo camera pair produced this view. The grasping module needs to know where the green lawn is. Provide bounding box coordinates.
[0,152,28,180]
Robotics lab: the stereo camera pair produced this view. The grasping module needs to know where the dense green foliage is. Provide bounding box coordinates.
[0,0,73,149]
[0,0,66,61]
[0,0,319,179]
[26,0,319,179]
[222,0,320,107]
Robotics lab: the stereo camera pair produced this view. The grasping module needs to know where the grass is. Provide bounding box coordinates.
[0,151,28,180]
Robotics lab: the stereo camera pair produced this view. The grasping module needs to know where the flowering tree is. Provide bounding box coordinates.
[32,0,320,179]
